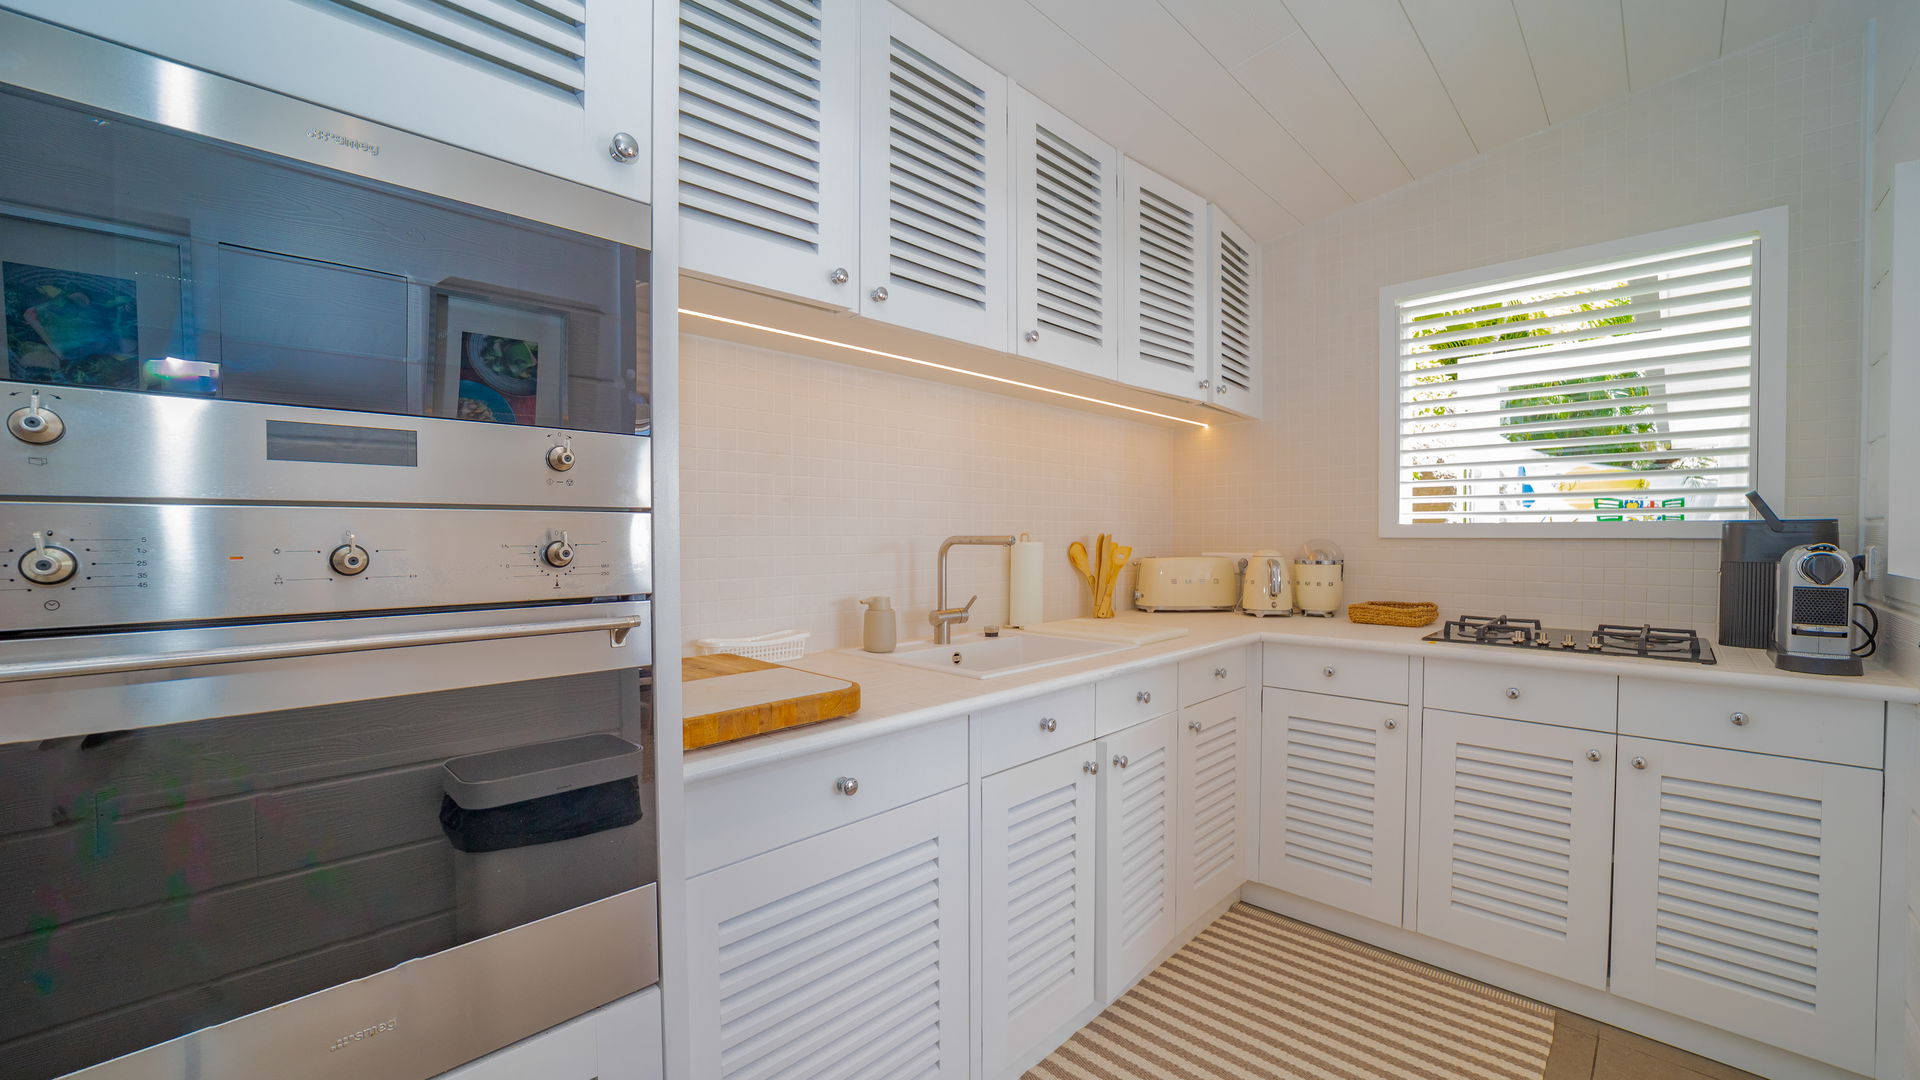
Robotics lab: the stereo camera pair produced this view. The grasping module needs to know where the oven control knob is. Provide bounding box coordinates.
[329,538,370,576]
[19,533,76,585]
[546,444,576,472]
[7,392,64,445]
[543,533,575,568]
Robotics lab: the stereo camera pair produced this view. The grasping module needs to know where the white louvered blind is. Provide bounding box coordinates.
[1387,216,1779,531]
[323,0,588,94]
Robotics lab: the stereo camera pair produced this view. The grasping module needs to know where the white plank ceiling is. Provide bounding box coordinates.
[897,0,1831,240]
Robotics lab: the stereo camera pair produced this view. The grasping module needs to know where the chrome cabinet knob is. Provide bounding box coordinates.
[1730,712,1749,726]
[870,286,889,302]
[1505,687,1521,700]
[1214,383,1227,395]
[546,443,576,472]
[1197,378,1211,390]
[543,532,575,568]
[1039,717,1057,733]
[1112,754,1129,769]
[330,534,370,576]
[1322,666,1335,677]
[1024,329,1041,343]
[19,531,77,585]
[834,776,859,796]
[1384,718,1398,730]
[1188,720,1203,733]
[1586,749,1602,762]
[828,266,850,285]
[7,391,64,444]
[1214,667,1228,678]
[1631,756,1647,770]
[1083,760,1099,775]
[608,131,640,162]
[1136,690,1152,705]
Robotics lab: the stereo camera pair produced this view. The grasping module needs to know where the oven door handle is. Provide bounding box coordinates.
[0,614,646,684]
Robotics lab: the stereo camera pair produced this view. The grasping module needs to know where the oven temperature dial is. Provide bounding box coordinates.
[543,532,575,568]
[330,536,371,576]
[19,532,77,585]
[7,391,64,445]
[546,444,576,472]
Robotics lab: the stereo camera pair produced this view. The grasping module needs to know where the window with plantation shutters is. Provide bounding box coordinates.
[1380,208,1785,538]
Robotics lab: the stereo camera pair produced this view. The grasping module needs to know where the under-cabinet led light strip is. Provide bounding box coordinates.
[679,309,1210,428]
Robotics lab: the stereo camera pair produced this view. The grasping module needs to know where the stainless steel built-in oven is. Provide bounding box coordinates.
[0,13,657,1080]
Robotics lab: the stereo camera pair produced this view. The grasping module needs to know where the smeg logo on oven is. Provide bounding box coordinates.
[309,128,381,156]
[329,1017,398,1052]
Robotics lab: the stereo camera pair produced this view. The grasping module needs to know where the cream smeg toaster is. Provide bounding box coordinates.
[1134,556,1239,611]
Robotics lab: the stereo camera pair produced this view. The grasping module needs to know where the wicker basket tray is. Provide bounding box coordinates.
[1348,601,1439,628]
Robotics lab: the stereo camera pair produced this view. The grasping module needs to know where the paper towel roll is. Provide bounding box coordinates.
[1008,536,1043,628]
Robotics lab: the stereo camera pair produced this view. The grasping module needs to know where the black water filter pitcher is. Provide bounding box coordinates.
[1718,491,1838,648]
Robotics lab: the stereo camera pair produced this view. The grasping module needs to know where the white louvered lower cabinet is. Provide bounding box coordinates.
[676,0,862,307]
[1414,709,1615,989]
[978,743,1099,1078]
[1174,687,1251,924]
[858,0,1011,349]
[9,0,651,200]
[1256,689,1409,926]
[685,787,971,1080]
[1611,737,1882,1074]
[1009,87,1121,380]
[1117,158,1211,401]
[1095,711,1179,1002]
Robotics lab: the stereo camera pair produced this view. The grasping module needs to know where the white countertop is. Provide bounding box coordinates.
[684,612,1919,781]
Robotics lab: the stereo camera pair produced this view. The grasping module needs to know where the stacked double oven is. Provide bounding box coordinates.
[0,15,658,1080]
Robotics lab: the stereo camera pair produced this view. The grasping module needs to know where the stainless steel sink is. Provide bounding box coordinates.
[857,630,1129,679]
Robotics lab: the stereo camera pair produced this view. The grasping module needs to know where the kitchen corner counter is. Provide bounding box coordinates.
[682,612,1919,781]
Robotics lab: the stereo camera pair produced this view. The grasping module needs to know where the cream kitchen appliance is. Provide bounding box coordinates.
[1134,556,1237,611]
[1294,540,1346,617]
[1771,543,1864,675]
[1239,550,1293,616]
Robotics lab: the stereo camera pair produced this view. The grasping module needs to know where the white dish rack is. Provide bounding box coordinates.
[693,630,811,662]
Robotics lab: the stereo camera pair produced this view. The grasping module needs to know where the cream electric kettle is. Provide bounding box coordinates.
[1239,550,1293,616]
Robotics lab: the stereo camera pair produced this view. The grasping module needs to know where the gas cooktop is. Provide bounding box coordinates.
[1422,614,1717,665]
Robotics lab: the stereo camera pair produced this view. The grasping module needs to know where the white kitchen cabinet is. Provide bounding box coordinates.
[11,0,651,201]
[1414,709,1615,988]
[677,0,862,306]
[1175,687,1251,924]
[1117,158,1211,401]
[858,0,1011,349]
[1612,737,1882,1074]
[978,744,1100,1078]
[1009,87,1121,380]
[1205,207,1261,418]
[1095,712,1179,1001]
[685,787,971,1080]
[1257,689,1409,926]
[435,989,662,1080]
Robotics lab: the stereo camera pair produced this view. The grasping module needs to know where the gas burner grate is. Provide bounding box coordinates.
[1435,614,1543,646]
[1592,623,1709,657]
[1423,615,1716,664]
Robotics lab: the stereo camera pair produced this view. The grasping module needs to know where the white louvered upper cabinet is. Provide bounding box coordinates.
[676,0,861,307]
[1205,207,1262,418]
[978,742,1099,1079]
[858,0,1011,349]
[9,0,651,201]
[1095,711,1179,1003]
[1611,737,1881,1075]
[1117,158,1211,401]
[1256,689,1409,926]
[1175,686,1251,925]
[1414,709,1616,989]
[684,787,971,1080]
[1009,87,1121,380]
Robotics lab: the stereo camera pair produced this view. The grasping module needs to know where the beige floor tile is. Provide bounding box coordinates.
[1545,1024,1599,1080]
[1594,1026,1762,1080]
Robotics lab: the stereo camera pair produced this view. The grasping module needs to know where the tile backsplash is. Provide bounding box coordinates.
[679,335,1179,652]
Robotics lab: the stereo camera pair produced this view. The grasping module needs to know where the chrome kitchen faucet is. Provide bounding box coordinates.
[930,535,1016,644]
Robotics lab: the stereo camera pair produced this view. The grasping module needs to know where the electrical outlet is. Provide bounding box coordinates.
[1865,544,1887,582]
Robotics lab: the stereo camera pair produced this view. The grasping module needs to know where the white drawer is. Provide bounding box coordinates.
[973,684,1097,776]
[1180,646,1249,707]
[1619,678,1884,768]
[1262,643,1409,704]
[685,715,968,876]
[1424,658,1616,732]
[1096,664,1178,737]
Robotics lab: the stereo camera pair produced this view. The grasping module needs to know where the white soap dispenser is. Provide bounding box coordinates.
[860,596,897,653]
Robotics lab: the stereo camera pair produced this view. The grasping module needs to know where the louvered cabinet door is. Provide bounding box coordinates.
[1117,158,1211,401]
[1206,207,1261,418]
[1256,689,1409,926]
[9,0,650,200]
[858,0,1011,348]
[685,787,971,1080]
[978,744,1098,1078]
[1175,689,1251,924]
[1010,88,1120,380]
[1612,737,1881,1074]
[678,0,861,307]
[1095,712,1179,1002]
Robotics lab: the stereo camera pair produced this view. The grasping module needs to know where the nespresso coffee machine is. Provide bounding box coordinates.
[1719,491,1838,649]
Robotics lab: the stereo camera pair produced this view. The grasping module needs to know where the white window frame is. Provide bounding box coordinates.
[1377,207,1788,540]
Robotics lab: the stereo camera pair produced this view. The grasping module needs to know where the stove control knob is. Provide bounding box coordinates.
[330,536,370,576]
[7,391,64,445]
[19,532,77,585]
[546,444,576,472]
[543,532,575,568]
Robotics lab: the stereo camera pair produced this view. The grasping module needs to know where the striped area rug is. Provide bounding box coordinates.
[1024,904,1557,1080]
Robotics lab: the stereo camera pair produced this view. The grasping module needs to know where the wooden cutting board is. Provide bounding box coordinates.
[681,653,862,750]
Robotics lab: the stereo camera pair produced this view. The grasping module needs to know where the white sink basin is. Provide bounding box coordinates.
[858,630,1129,679]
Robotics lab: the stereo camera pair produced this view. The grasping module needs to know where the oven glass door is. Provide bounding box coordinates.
[0,665,655,1080]
[0,86,647,435]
